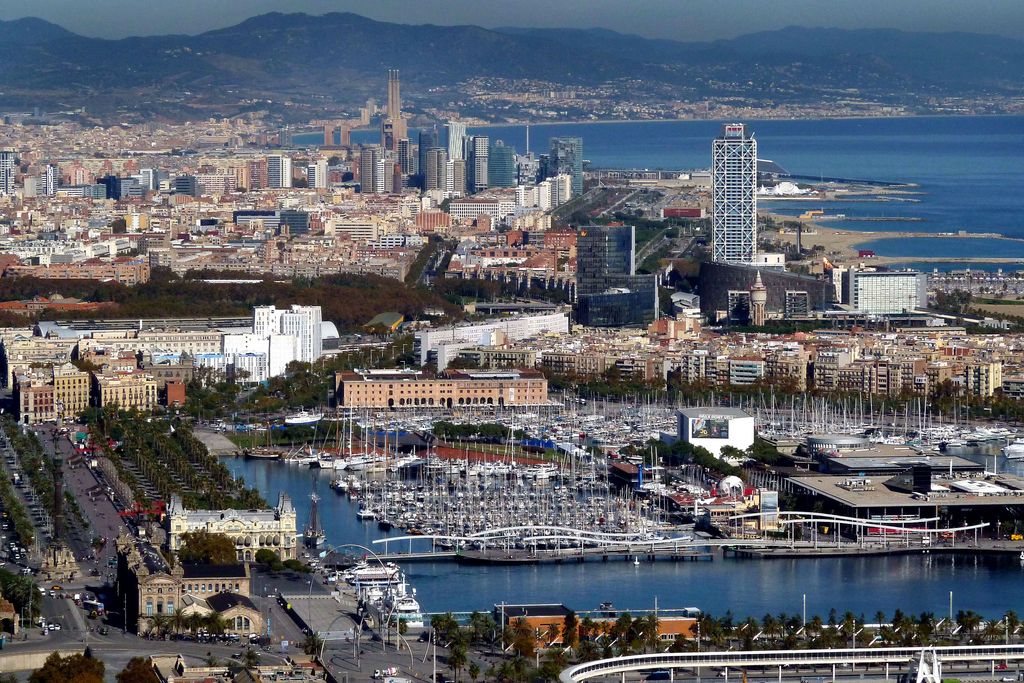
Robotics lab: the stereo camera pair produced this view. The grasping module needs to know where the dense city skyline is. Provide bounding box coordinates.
[3,0,1024,41]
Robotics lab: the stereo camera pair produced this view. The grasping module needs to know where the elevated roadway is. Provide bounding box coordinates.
[560,645,1024,682]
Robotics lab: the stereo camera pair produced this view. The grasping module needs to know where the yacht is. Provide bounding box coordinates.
[369,574,424,630]
[1003,439,1024,459]
[285,410,324,427]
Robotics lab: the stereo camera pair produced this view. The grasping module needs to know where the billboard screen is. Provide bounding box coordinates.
[690,417,730,439]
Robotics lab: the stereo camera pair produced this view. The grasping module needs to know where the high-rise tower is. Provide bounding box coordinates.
[548,137,583,196]
[446,121,467,161]
[466,135,489,194]
[575,225,658,327]
[0,150,14,195]
[381,69,406,151]
[711,123,757,264]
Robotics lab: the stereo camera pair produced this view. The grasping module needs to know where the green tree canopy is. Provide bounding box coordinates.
[29,652,104,683]
[178,530,237,565]
[116,658,158,683]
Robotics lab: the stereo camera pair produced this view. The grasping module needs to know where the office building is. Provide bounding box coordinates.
[42,164,57,196]
[447,158,466,196]
[358,145,383,194]
[446,121,467,160]
[466,136,489,194]
[266,154,292,189]
[712,123,757,264]
[575,225,658,327]
[397,137,414,175]
[171,175,198,197]
[306,159,329,189]
[98,175,143,200]
[0,150,13,195]
[488,140,517,188]
[418,127,439,185]
[548,137,583,196]
[415,312,569,369]
[424,148,448,191]
[247,158,268,190]
[842,269,928,314]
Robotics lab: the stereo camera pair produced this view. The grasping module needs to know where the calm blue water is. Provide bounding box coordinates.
[227,457,1024,619]
[857,237,1024,259]
[891,262,1015,273]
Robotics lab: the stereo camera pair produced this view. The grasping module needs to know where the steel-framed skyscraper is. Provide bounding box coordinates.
[711,123,757,264]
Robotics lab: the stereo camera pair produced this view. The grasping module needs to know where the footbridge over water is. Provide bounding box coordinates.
[559,645,1024,682]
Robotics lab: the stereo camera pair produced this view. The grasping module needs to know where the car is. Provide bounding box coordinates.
[51,624,61,631]
[51,584,62,590]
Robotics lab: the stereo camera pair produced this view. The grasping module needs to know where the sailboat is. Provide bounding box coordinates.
[304,491,327,549]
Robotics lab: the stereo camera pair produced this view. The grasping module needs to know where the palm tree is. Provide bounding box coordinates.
[204,613,229,637]
[186,612,205,635]
[240,647,260,670]
[1005,610,1020,642]
[544,622,561,648]
[170,610,186,637]
[302,632,324,656]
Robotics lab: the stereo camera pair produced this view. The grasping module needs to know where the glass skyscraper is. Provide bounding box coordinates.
[576,225,657,327]
[487,140,516,188]
[548,137,583,196]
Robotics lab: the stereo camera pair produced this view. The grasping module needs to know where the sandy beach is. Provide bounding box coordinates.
[769,219,1024,265]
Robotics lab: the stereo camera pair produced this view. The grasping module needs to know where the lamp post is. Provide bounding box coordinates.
[314,543,391,667]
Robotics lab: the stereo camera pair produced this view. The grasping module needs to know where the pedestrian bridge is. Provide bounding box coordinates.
[559,644,1024,682]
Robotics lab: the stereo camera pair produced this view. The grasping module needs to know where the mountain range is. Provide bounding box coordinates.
[1,12,1022,121]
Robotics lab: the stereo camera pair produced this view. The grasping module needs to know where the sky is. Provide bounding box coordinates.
[3,0,1024,41]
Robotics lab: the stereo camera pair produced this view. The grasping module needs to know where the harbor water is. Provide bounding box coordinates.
[226,452,1024,619]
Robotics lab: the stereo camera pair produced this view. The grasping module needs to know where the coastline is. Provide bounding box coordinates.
[462,112,1023,129]
[345,111,1024,134]
[770,220,1024,266]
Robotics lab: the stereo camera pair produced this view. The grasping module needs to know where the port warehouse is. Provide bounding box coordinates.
[334,367,549,408]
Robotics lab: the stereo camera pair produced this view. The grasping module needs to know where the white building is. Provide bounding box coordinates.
[415,312,569,369]
[448,198,517,223]
[42,164,57,196]
[266,154,292,189]
[223,332,298,382]
[677,407,755,457]
[843,269,928,314]
[712,123,757,264]
[252,305,323,364]
[307,159,329,189]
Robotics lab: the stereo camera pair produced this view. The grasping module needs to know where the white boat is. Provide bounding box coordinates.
[347,561,400,586]
[285,410,324,426]
[370,574,424,630]
[341,453,386,472]
[1003,439,1024,459]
